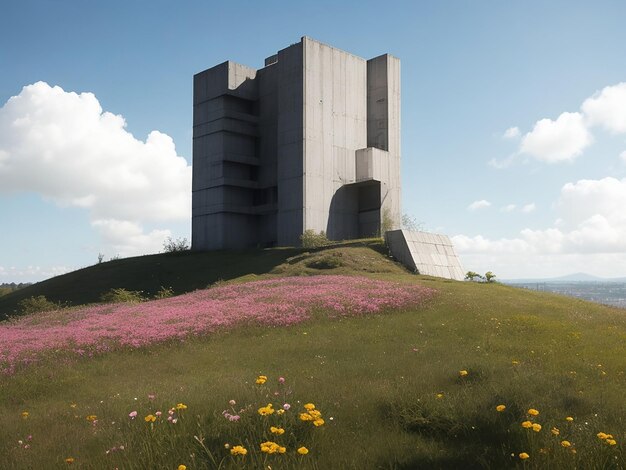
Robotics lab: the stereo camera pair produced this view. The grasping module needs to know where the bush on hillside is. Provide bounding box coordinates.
[18,295,62,314]
[163,236,190,253]
[300,230,330,248]
[306,254,343,270]
[485,271,497,283]
[154,286,174,299]
[100,288,145,304]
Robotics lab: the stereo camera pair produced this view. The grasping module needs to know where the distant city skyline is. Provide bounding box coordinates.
[2,1,626,281]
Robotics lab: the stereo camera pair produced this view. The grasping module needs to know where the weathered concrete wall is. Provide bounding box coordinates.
[302,37,368,240]
[386,230,465,281]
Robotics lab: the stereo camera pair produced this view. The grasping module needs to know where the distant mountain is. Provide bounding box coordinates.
[503,273,626,283]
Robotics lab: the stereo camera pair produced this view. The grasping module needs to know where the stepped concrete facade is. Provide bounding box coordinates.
[192,37,401,250]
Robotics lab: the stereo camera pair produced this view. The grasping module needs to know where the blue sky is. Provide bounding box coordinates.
[2,0,626,281]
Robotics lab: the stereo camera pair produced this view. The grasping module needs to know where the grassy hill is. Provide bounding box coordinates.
[1,242,624,469]
[0,239,393,320]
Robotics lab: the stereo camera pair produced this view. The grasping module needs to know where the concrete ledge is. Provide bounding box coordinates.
[386,229,465,281]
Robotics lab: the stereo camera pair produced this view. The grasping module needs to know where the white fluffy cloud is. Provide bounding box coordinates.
[521,203,536,213]
[502,126,520,139]
[501,204,516,212]
[581,82,626,133]
[520,112,593,162]
[454,177,626,277]
[0,82,192,256]
[468,199,491,211]
[502,82,626,166]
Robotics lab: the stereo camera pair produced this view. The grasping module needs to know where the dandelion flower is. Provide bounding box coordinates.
[298,446,309,455]
[561,440,571,448]
[175,403,187,410]
[532,423,542,432]
[258,404,275,416]
[304,403,316,410]
[299,412,313,421]
[230,445,247,456]
[178,466,187,470]
[65,457,75,464]
[86,415,97,422]
[565,416,574,422]
[519,452,529,460]
[277,409,285,415]
[496,405,506,412]
[313,418,325,426]
[551,427,560,435]
[597,432,608,440]
[459,370,468,377]
[270,426,285,435]
[144,414,156,422]
[521,421,533,428]
[606,439,617,446]
[21,411,29,419]
[256,375,268,385]
[527,408,539,416]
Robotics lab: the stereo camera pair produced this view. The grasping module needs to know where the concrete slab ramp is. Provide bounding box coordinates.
[386,229,465,281]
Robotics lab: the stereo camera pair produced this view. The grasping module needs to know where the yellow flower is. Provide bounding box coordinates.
[532,423,542,432]
[21,411,29,419]
[304,403,316,410]
[178,466,187,470]
[279,446,286,454]
[86,415,97,422]
[260,441,281,454]
[70,403,77,408]
[459,370,468,377]
[496,405,506,412]
[270,426,285,435]
[277,409,285,415]
[519,452,529,460]
[297,446,309,455]
[299,412,313,421]
[176,403,187,410]
[258,404,275,416]
[606,439,617,446]
[561,440,571,448]
[65,457,75,464]
[313,418,325,427]
[565,416,574,422]
[256,375,268,385]
[230,445,248,456]
[512,360,520,365]
[521,421,533,428]
[436,393,444,399]
[308,409,322,419]
[597,432,608,440]
[144,414,156,422]
[551,427,560,435]
[527,408,539,416]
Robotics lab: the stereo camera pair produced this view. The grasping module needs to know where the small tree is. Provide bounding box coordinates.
[18,296,62,314]
[97,253,105,264]
[401,213,425,232]
[163,236,190,253]
[485,271,497,283]
[465,271,484,282]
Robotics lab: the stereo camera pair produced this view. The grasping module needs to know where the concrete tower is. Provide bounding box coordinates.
[192,37,401,250]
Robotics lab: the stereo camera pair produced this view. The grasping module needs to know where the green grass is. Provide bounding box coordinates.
[1,244,625,469]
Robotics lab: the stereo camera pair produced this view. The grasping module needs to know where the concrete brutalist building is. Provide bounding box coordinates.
[192,37,401,249]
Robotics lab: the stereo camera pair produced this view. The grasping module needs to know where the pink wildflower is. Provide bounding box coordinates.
[128,411,137,419]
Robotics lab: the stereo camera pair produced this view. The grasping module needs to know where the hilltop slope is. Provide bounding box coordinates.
[0,240,404,320]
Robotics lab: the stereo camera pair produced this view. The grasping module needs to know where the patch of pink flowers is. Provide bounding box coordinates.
[0,275,435,374]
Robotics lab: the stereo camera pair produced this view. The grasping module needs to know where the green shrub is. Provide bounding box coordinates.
[18,295,62,314]
[100,288,145,304]
[300,230,330,248]
[163,236,190,253]
[154,286,174,299]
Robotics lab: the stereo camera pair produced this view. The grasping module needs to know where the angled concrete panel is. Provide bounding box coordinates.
[386,229,465,281]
